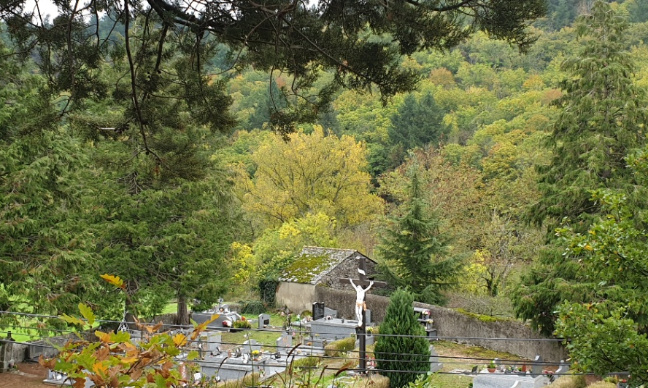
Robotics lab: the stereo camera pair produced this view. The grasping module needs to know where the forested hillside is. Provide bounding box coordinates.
[2,0,648,383]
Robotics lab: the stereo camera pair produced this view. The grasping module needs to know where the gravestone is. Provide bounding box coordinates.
[429,345,443,373]
[258,313,271,329]
[44,370,94,388]
[324,307,338,319]
[531,356,543,377]
[243,339,261,353]
[473,373,547,388]
[310,318,357,340]
[0,332,15,373]
[312,302,325,321]
[276,333,293,354]
[200,331,222,355]
[555,360,569,378]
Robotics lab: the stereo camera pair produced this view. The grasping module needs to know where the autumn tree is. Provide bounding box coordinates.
[243,126,383,229]
[377,172,462,305]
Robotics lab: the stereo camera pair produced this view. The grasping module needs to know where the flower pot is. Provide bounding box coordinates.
[488,368,496,373]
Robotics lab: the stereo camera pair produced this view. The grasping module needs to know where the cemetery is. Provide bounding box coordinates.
[0,264,573,388]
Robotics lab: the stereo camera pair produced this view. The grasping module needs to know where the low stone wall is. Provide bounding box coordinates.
[275,282,316,313]
[314,286,567,362]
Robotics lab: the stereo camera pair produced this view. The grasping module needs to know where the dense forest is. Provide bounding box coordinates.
[2,0,648,383]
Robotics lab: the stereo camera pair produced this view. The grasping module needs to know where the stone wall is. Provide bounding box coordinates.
[275,282,316,313]
[314,286,568,362]
[319,253,378,291]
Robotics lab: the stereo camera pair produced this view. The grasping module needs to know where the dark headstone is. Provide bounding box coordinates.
[312,302,325,321]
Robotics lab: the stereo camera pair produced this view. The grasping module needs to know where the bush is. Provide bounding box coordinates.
[291,356,319,369]
[374,289,430,388]
[367,374,390,388]
[586,383,616,388]
[324,336,356,357]
[241,300,266,315]
[218,372,263,388]
[258,278,279,305]
[547,375,586,388]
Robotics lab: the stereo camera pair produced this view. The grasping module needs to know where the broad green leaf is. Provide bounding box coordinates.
[78,303,95,326]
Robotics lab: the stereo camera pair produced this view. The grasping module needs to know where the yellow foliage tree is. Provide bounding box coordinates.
[243,126,383,228]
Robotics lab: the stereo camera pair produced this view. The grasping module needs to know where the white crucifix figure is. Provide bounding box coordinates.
[350,279,373,326]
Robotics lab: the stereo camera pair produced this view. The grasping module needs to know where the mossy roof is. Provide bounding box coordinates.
[279,246,371,284]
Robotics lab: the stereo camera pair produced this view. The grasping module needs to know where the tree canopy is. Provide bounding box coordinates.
[1,0,545,138]
[513,0,648,335]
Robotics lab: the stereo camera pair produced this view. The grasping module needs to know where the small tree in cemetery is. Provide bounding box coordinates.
[374,289,430,388]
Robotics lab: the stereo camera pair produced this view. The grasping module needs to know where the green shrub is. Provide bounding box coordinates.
[241,300,266,315]
[291,356,319,369]
[258,278,279,305]
[374,289,430,388]
[324,336,356,357]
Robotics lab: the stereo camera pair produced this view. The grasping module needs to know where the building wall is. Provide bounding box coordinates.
[319,253,378,291]
[275,282,316,313]
[314,286,567,362]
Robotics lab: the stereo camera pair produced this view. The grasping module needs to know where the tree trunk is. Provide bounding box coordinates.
[176,295,190,326]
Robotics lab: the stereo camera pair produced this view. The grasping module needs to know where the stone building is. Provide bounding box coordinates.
[275,246,377,314]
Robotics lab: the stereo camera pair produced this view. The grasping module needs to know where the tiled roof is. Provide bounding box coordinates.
[279,246,369,284]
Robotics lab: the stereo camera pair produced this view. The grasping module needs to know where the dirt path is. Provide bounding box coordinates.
[0,363,50,388]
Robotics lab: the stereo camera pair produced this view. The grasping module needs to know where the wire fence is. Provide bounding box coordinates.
[0,309,585,383]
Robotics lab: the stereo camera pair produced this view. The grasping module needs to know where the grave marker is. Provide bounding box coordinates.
[258,313,271,329]
[531,355,543,377]
[312,302,325,321]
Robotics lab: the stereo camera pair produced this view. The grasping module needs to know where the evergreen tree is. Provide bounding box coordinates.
[530,0,647,232]
[514,0,648,335]
[377,172,462,305]
[0,39,108,318]
[374,289,430,388]
[387,92,448,169]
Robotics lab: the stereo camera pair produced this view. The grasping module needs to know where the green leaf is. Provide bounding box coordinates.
[60,314,86,327]
[155,372,167,388]
[78,303,95,326]
[187,350,199,360]
[111,331,131,343]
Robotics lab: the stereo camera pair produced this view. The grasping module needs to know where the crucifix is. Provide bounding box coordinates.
[341,256,385,373]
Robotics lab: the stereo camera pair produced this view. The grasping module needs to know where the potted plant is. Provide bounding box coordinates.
[232,318,252,332]
[487,360,496,373]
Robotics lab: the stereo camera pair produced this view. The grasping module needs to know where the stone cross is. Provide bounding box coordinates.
[340,256,385,373]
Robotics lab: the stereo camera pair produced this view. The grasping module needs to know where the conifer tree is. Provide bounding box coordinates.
[377,172,462,305]
[514,0,648,335]
[387,92,448,169]
[530,0,647,232]
[374,289,430,388]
